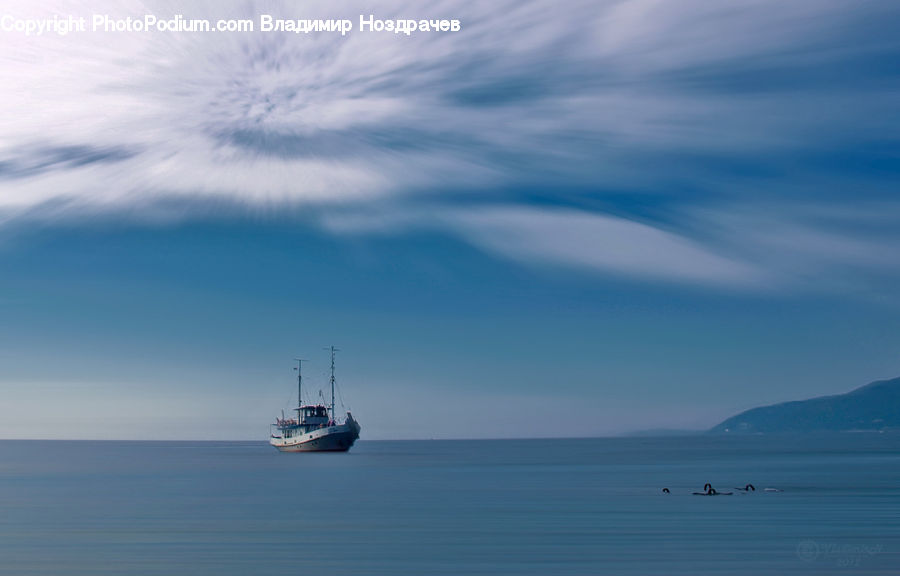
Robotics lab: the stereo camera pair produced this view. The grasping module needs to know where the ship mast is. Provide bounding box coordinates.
[293,358,306,415]
[327,346,339,422]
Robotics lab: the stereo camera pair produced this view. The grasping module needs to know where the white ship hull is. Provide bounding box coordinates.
[270,417,361,452]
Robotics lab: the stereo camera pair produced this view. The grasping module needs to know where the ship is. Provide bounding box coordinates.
[269,346,361,452]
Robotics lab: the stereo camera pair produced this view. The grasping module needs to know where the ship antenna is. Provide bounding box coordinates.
[293,358,307,412]
[325,346,339,422]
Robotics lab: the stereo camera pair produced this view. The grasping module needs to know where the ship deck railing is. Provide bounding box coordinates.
[273,420,341,429]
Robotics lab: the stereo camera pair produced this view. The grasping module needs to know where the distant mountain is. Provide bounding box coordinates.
[626,428,702,437]
[710,377,900,434]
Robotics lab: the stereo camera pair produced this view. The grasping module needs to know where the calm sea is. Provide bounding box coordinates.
[0,435,897,575]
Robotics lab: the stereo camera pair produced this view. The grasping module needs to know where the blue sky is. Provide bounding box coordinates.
[1,0,899,439]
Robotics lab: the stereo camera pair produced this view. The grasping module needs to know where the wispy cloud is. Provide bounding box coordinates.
[1,0,898,292]
[323,199,900,293]
[687,201,900,295]
[450,207,766,287]
[323,204,767,288]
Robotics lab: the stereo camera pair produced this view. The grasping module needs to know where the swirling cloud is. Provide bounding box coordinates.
[1,0,898,290]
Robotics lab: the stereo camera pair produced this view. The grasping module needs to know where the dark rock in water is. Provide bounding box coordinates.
[692,483,732,496]
[710,377,900,434]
